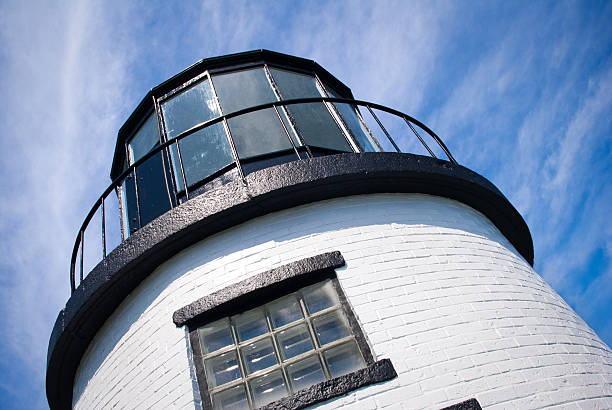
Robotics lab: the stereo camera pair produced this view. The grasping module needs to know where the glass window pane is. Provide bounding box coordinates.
[212,384,249,410]
[268,295,303,329]
[162,79,220,139]
[275,324,314,360]
[325,87,379,153]
[240,337,278,375]
[135,152,172,227]
[205,350,241,388]
[268,68,321,99]
[312,310,351,346]
[302,281,339,314]
[233,309,268,342]
[249,370,288,408]
[213,68,277,113]
[169,123,234,190]
[323,341,365,379]
[199,318,234,355]
[286,355,325,392]
[213,68,294,159]
[226,109,293,159]
[128,114,160,164]
[270,68,352,153]
[289,103,352,152]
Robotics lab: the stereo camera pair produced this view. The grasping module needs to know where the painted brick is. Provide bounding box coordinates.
[72,194,612,409]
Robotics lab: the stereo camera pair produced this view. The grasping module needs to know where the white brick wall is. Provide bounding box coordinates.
[73,194,612,409]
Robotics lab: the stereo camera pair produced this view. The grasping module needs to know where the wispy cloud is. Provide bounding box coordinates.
[1,1,611,408]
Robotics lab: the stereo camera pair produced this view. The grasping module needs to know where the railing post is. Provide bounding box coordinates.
[79,230,84,283]
[273,104,301,160]
[101,198,106,258]
[366,106,401,153]
[175,140,189,199]
[404,117,437,159]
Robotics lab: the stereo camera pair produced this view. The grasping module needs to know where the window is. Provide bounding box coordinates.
[212,68,298,159]
[198,280,364,409]
[160,77,234,191]
[175,252,396,410]
[269,68,353,153]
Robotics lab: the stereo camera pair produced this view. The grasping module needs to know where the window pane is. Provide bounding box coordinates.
[268,295,303,329]
[312,310,351,346]
[169,123,233,190]
[325,87,379,153]
[289,103,352,152]
[270,68,352,153]
[286,355,325,392]
[199,318,234,355]
[134,152,171,227]
[226,110,293,159]
[323,341,365,378]
[212,384,249,410]
[249,370,288,408]
[240,337,278,375]
[303,281,339,314]
[213,68,294,159]
[275,324,313,360]
[128,114,160,164]
[233,309,268,342]
[205,350,241,388]
[213,68,277,113]
[268,68,321,99]
[162,79,220,139]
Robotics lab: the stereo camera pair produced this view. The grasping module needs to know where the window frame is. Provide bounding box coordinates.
[174,251,396,410]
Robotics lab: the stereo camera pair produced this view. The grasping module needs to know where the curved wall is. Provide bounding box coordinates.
[73,194,612,409]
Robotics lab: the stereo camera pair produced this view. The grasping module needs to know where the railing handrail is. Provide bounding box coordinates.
[70,97,457,292]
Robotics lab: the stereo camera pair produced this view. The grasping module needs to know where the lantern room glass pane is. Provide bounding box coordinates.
[213,68,277,113]
[213,68,294,159]
[162,79,233,191]
[269,68,352,152]
[227,110,293,159]
[170,124,233,190]
[128,114,160,164]
[134,152,171,227]
[325,87,379,152]
[162,79,221,139]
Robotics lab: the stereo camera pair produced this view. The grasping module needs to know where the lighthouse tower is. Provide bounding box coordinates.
[47,50,612,410]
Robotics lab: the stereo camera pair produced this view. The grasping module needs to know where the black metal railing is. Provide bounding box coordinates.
[70,97,457,292]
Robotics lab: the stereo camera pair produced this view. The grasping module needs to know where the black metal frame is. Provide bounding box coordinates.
[69,96,456,293]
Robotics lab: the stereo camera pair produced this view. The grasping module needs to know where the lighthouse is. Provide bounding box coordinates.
[46,50,612,409]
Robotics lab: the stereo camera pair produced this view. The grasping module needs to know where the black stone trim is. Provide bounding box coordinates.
[173,251,345,327]
[259,359,397,410]
[440,398,482,410]
[47,152,533,410]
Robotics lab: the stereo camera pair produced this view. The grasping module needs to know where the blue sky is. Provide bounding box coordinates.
[1,1,611,408]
